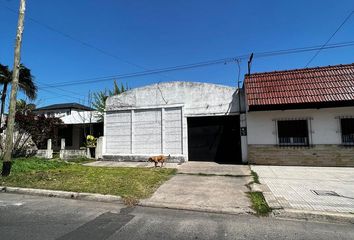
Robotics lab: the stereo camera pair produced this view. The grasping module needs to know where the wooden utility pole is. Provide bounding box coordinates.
[1,0,26,176]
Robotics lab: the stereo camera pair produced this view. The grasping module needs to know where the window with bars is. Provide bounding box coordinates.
[277,120,309,146]
[340,118,354,146]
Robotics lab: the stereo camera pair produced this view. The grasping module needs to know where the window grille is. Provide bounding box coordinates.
[276,119,310,147]
[340,118,354,146]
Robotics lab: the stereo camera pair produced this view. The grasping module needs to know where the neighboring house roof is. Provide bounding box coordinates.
[244,63,354,111]
[34,103,94,112]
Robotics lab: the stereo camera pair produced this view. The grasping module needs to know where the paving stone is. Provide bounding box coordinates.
[251,165,354,214]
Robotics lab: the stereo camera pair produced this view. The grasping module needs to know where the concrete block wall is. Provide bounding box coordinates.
[35,150,53,159]
[248,145,354,167]
[59,149,87,159]
[104,106,184,161]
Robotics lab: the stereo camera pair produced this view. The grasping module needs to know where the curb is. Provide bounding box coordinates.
[272,209,354,224]
[139,201,255,216]
[0,186,122,204]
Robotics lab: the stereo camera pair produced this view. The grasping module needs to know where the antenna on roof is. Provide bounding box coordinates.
[247,53,254,75]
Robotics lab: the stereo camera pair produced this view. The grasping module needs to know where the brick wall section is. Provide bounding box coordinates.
[248,145,354,167]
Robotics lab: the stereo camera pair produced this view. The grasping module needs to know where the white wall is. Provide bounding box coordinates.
[104,82,242,159]
[105,106,184,157]
[247,106,354,145]
[106,81,239,117]
[39,109,100,124]
[105,110,131,154]
[60,110,100,124]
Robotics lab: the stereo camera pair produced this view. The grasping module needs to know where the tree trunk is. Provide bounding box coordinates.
[2,0,26,177]
[0,82,8,129]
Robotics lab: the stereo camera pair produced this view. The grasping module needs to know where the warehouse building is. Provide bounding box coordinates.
[103,81,246,163]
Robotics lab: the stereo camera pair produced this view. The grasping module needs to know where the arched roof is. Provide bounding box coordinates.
[106,81,240,115]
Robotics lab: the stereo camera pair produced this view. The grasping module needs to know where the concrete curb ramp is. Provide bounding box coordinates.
[0,186,122,203]
[273,209,354,224]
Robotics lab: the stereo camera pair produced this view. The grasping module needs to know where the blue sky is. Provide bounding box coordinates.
[0,0,353,108]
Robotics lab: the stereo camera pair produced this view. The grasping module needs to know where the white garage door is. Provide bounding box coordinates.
[105,107,183,155]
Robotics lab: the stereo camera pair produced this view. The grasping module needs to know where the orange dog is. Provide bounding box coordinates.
[148,154,171,167]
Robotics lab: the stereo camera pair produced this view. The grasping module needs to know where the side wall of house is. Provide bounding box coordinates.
[247,106,354,166]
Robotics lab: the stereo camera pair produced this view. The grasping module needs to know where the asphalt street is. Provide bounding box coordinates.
[0,193,353,240]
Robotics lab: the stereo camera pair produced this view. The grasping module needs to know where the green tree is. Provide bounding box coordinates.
[92,80,128,122]
[16,99,36,115]
[0,64,37,126]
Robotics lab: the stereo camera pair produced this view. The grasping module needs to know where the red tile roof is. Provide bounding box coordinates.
[244,63,354,110]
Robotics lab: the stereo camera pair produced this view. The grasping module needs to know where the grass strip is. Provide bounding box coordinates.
[1,158,176,202]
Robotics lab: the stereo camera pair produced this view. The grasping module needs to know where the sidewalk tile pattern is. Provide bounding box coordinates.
[252,166,354,213]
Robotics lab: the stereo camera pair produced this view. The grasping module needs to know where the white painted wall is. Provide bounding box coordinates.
[164,107,183,155]
[38,109,100,124]
[106,81,239,117]
[105,106,184,157]
[247,106,354,145]
[104,82,241,160]
[134,109,162,154]
[105,110,131,154]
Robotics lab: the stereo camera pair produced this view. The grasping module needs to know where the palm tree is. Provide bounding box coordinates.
[92,80,128,122]
[0,63,37,126]
[16,99,36,115]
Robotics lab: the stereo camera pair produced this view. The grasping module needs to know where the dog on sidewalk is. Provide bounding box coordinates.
[148,154,171,168]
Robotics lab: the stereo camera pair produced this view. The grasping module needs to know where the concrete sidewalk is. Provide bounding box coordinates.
[140,162,254,214]
[251,165,354,216]
[177,162,250,176]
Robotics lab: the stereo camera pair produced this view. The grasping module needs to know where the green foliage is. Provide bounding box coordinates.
[0,157,176,200]
[15,109,63,149]
[251,170,260,184]
[86,135,97,147]
[10,158,69,173]
[0,64,37,127]
[16,99,36,115]
[0,63,37,100]
[92,80,128,122]
[248,192,271,215]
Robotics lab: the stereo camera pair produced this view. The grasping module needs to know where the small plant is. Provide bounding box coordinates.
[251,170,260,184]
[86,135,97,148]
[248,192,271,216]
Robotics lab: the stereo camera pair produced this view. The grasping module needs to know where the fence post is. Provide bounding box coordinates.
[46,138,53,159]
[95,137,103,160]
[59,138,65,159]
[47,139,52,150]
[60,138,65,150]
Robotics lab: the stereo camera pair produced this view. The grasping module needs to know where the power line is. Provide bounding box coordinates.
[2,1,354,92]
[1,1,177,90]
[40,88,84,102]
[305,10,354,67]
[38,40,354,89]
[0,2,149,71]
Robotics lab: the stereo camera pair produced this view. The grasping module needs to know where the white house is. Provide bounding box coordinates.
[34,103,102,150]
[103,81,245,163]
[244,63,354,166]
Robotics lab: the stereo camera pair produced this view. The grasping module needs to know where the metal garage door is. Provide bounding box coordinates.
[187,115,241,163]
